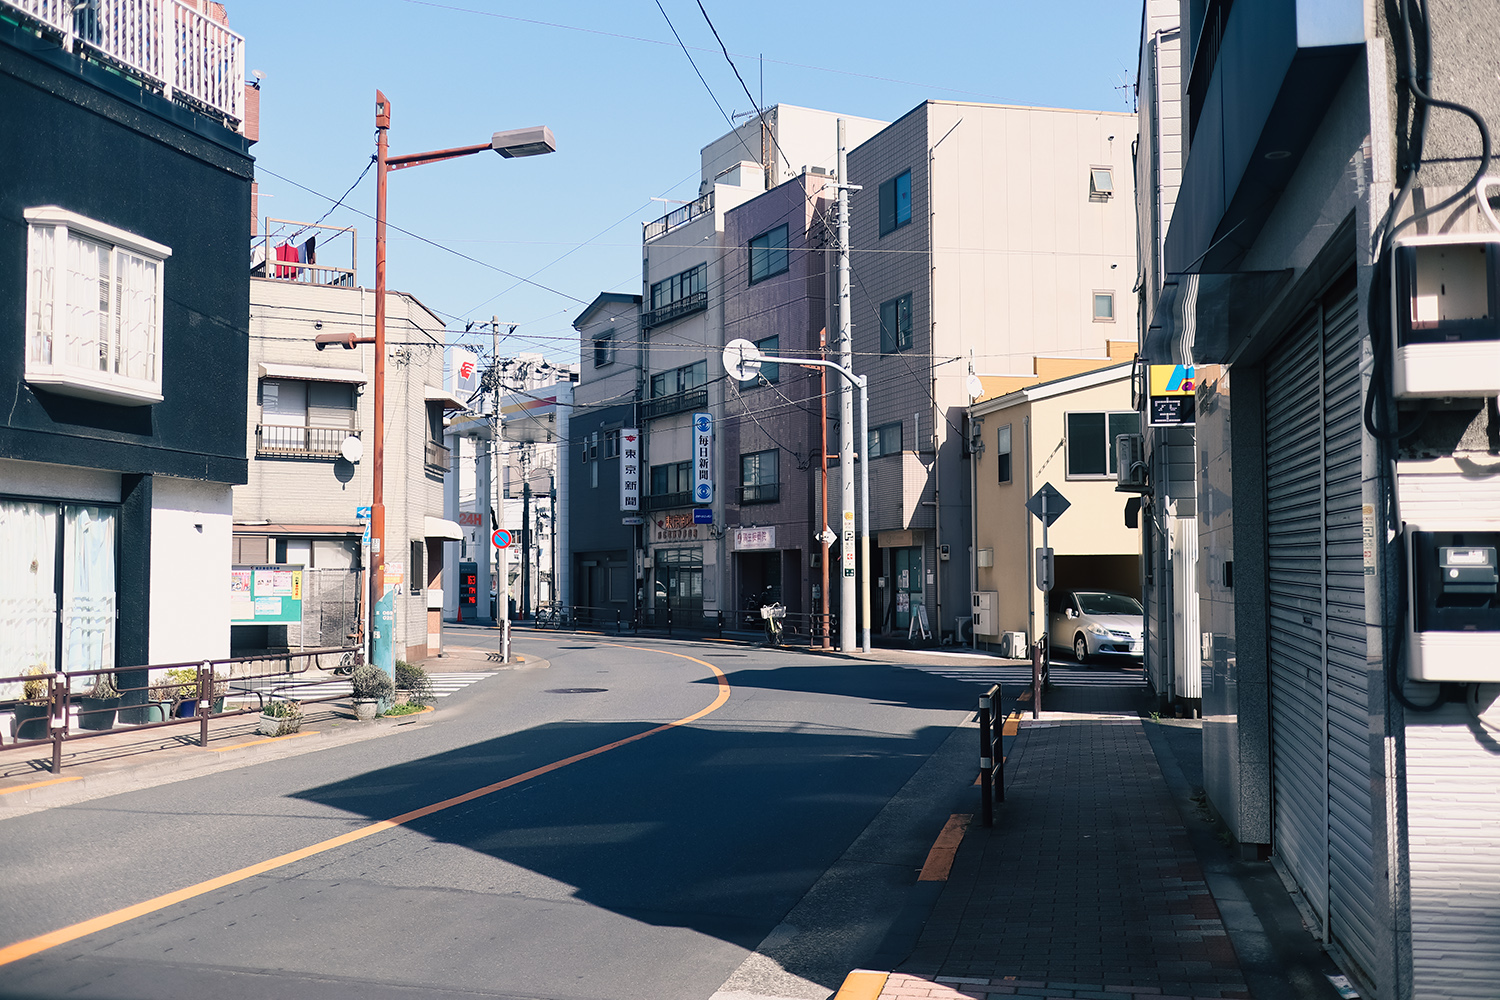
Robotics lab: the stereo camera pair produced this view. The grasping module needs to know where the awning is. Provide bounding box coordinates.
[258,362,367,385]
[425,386,467,411]
[424,515,464,540]
[1143,270,1292,365]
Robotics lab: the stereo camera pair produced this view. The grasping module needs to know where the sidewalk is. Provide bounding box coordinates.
[854,674,1339,1000]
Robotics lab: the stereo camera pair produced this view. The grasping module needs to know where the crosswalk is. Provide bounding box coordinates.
[229,672,497,704]
[901,654,1146,692]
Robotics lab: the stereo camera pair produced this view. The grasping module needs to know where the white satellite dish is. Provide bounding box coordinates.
[340,435,364,463]
[721,338,763,382]
[967,373,984,399]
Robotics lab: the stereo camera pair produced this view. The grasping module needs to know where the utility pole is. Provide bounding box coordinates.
[836,119,857,652]
[521,464,532,619]
[819,328,831,649]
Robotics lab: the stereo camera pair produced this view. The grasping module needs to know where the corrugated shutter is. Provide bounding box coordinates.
[1265,306,1330,931]
[1320,283,1382,989]
[1265,274,1384,995]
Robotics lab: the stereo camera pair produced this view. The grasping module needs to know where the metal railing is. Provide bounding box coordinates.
[641,290,708,331]
[516,604,836,648]
[978,683,1006,827]
[643,192,712,241]
[641,385,708,420]
[642,490,692,512]
[1,647,361,774]
[256,424,358,460]
[2,0,245,126]
[425,439,450,474]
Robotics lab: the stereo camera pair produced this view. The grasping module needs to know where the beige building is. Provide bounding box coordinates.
[969,358,1138,649]
[236,229,463,663]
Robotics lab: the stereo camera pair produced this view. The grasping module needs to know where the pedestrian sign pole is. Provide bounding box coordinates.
[493,528,512,662]
[1025,483,1071,718]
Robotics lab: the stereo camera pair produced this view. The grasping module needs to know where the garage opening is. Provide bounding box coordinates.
[1053,555,1139,599]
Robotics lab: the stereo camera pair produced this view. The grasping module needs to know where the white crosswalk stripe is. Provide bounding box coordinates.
[231,672,497,703]
[902,657,1145,690]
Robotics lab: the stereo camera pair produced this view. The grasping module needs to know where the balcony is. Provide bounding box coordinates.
[3,0,246,127]
[641,290,708,331]
[643,192,713,242]
[425,439,450,475]
[256,425,357,460]
[737,483,780,505]
[643,491,692,512]
[641,386,708,421]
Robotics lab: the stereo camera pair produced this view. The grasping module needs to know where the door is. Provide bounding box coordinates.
[893,546,923,632]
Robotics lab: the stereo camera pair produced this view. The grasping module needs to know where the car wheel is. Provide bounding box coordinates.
[1074,634,1090,664]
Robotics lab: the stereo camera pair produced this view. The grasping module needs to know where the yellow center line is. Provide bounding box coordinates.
[0,647,730,968]
[0,776,83,797]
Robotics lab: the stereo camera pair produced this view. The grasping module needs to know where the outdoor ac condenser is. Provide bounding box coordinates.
[1116,433,1147,492]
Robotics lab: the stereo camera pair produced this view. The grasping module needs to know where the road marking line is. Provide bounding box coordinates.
[917,813,971,882]
[832,969,889,999]
[0,648,730,968]
[208,731,315,753]
[0,776,82,797]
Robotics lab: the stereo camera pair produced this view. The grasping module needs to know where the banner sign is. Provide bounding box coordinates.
[620,428,640,512]
[449,347,479,400]
[693,412,713,504]
[1148,363,1196,427]
[231,565,304,624]
[733,526,776,551]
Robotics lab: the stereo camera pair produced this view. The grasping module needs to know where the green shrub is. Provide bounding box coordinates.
[350,664,394,701]
[394,660,434,706]
[263,699,303,721]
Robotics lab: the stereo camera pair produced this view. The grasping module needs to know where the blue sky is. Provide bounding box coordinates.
[235,1,1142,365]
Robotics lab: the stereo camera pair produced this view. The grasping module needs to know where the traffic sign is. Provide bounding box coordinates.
[492,528,513,548]
[1025,483,1071,526]
[355,505,371,522]
[693,508,713,524]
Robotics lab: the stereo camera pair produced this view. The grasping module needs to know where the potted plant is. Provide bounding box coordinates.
[12,666,51,741]
[258,698,303,737]
[394,660,434,708]
[145,678,181,722]
[168,667,228,718]
[349,663,393,721]
[77,672,121,731]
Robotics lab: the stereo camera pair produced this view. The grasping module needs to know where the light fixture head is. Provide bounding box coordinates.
[492,125,556,158]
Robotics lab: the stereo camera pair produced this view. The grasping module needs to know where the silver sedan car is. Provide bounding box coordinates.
[1050,590,1145,664]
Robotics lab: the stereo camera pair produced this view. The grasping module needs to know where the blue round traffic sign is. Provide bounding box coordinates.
[492,528,512,548]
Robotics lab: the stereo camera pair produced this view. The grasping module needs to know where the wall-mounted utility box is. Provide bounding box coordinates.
[1406,522,1500,682]
[972,591,997,635]
[1392,234,1500,398]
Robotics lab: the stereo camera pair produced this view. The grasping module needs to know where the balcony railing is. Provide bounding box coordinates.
[2,0,246,127]
[644,192,713,242]
[256,425,357,460]
[425,439,450,474]
[737,483,780,505]
[641,386,708,420]
[641,290,708,331]
[643,491,692,512]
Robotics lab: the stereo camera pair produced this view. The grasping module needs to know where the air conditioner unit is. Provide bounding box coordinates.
[1116,433,1147,493]
[998,630,1028,658]
[1391,233,1500,398]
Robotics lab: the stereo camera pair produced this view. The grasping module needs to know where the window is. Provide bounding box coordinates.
[755,335,780,384]
[423,400,449,473]
[1093,291,1115,322]
[879,170,912,236]
[1089,167,1114,201]
[996,424,1012,484]
[646,262,708,327]
[740,450,779,503]
[258,379,359,459]
[880,294,913,354]
[1066,411,1141,478]
[867,421,903,458]
[409,539,425,594]
[650,360,707,398]
[604,429,621,458]
[24,206,172,406]
[593,331,614,367]
[650,461,692,496]
[749,224,789,284]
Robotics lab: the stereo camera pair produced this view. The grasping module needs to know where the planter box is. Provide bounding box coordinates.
[257,713,302,737]
[11,704,50,741]
[77,696,121,731]
[352,699,378,721]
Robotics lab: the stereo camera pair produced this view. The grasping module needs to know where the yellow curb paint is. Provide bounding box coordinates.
[832,969,889,1000]
[208,731,315,753]
[917,813,971,881]
[0,647,730,968]
[0,776,82,797]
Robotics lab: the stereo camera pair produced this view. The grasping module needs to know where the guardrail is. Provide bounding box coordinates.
[978,683,1005,827]
[519,605,835,648]
[1,647,361,774]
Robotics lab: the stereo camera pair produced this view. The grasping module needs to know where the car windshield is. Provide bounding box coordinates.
[1076,593,1142,616]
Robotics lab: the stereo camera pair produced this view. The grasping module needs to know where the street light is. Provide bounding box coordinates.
[366,90,554,687]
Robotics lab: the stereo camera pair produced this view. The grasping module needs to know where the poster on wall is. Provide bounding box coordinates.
[231,565,304,624]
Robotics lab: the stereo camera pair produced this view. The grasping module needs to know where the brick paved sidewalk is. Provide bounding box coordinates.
[880,711,1250,1000]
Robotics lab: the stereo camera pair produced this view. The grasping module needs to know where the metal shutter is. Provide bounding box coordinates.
[1265,306,1330,930]
[1265,275,1382,994]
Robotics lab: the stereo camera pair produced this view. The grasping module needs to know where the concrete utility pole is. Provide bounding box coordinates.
[837,119,857,653]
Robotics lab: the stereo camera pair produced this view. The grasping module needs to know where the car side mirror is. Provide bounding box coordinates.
[1065,608,1077,619]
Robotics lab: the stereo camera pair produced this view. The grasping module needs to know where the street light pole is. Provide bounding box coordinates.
[362,90,555,687]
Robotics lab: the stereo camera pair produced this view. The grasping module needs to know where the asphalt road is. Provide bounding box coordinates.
[0,635,986,1000]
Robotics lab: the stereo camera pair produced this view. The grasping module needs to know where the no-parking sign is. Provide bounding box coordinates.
[492,528,513,548]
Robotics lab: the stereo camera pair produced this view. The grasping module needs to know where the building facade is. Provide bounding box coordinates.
[0,1,253,715]
[1142,1,1500,996]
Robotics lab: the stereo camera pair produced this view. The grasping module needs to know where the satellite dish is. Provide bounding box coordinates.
[967,374,984,399]
[340,435,364,463]
[721,338,763,382]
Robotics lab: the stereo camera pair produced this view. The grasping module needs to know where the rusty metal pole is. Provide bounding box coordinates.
[199,662,211,747]
[370,91,393,692]
[50,674,64,775]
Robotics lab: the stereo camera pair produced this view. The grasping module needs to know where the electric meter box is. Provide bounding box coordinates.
[1391,234,1500,398]
[1405,522,1500,682]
